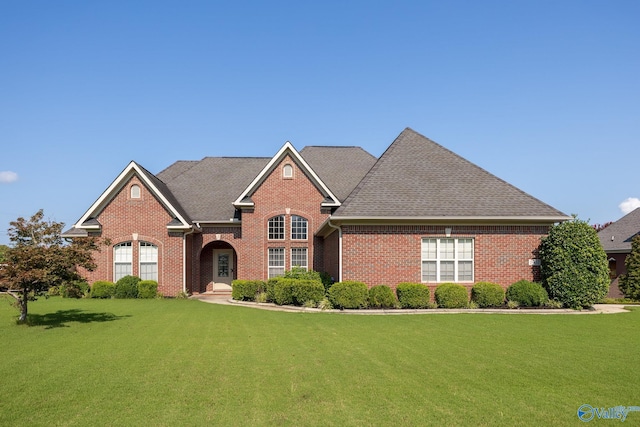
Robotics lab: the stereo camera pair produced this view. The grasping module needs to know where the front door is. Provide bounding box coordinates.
[213,249,234,289]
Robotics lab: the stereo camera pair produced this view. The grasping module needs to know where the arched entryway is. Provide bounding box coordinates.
[200,241,237,294]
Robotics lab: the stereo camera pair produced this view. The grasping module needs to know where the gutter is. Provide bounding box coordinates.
[326,219,342,283]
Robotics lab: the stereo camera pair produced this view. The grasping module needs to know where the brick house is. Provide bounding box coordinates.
[63,128,569,296]
[597,208,640,298]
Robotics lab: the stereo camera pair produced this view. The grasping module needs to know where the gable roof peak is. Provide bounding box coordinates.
[233,140,340,208]
[71,160,191,232]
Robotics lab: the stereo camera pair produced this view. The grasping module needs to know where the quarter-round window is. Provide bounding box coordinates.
[131,184,141,199]
[283,164,293,178]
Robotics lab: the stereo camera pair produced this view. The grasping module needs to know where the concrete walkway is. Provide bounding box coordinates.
[191,295,632,315]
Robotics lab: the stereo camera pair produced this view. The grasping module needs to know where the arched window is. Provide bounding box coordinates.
[139,242,158,281]
[282,164,293,178]
[114,242,132,281]
[291,215,308,240]
[268,215,285,240]
[130,184,141,199]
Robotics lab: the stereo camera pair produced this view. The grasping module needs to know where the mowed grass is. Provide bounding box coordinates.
[1,297,639,426]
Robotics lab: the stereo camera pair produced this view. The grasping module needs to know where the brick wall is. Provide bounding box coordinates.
[82,176,185,296]
[339,224,550,293]
[189,155,331,287]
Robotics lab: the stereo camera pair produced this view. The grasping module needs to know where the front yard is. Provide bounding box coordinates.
[1,296,639,426]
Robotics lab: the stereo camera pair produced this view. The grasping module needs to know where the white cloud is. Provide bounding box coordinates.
[619,197,640,215]
[0,171,18,183]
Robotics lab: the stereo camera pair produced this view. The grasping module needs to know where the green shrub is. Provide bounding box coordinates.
[47,286,61,297]
[368,285,397,309]
[435,283,468,308]
[539,218,609,308]
[137,280,158,299]
[231,280,266,301]
[471,282,505,308]
[91,281,115,298]
[396,282,430,309]
[328,281,368,309]
[619,234,640,300]
[175,290,190,299]
[265,278,279,303]
[114,275,140,299]
[271,278,324,306]
[320,272,334,293]
[284,267,321,281]
[506,280,548,307]
[61,281,89,298]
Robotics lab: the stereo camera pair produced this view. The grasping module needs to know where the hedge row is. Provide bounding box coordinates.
[232,275,554,309]
[89,276,159,299]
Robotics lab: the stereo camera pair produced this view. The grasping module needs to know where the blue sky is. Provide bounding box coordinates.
[1,1,638,244]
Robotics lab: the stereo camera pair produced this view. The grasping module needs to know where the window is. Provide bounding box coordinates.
[268,215,285,240]
[291,248,308,270]
[283,164,293,178]
[130,184,141,198]
[139,242,158,281]
[268,248,285,278]
[114,242,132,282]
[421,238,474,282]
[291,215,308,240]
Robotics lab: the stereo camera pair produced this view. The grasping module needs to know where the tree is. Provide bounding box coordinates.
[619,234,640,300]
[539,218,610,309]
[0,244,8,263]
[0,210,103,323]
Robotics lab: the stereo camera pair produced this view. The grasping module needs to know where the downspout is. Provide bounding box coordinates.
[182,225,197,294]
[326,219,342,283]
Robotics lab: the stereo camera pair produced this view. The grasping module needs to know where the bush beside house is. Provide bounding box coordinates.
[506,280,548,307]
[471,282,505,308]
[395,282,430,309]
[539,218,609,308]
[435,283,469,308]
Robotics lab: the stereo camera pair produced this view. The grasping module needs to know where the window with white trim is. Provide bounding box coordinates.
[283,164,293,178]
[130,184,141,198]
[268,215,285,240]
[268,248,285,278]
[291,215,308,240]
[421,238,474,282]
[114,242,132,282]
[139,242,158,281]
[291,247,308,270]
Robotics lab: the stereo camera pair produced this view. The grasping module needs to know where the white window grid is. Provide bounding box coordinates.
[139,241,158,281]
[421,238,474,283]
[114,242,132,282]
[268,216,285,240]
[291,215,308,240]
[290,247,308,270]
[268,248,285,278]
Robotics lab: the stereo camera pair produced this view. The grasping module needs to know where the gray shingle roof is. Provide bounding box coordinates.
[299,146,377,201]
[158,157,271,222]
[333,128,568,219]
[133,161,192,225]
[598,208,640,253]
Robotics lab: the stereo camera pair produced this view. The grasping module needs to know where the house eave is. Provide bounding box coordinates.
[316,215,570,237]
[192,220,242,227]
[328,215,571,223]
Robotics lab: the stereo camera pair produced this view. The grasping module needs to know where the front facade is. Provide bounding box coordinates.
[64,128,569,296]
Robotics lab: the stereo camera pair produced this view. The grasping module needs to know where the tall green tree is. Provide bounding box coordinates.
[0,210,103,323]
[619,234,640,300]
[539,218,609,308]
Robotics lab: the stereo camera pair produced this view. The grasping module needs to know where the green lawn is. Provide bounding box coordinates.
[1,296,639,426]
